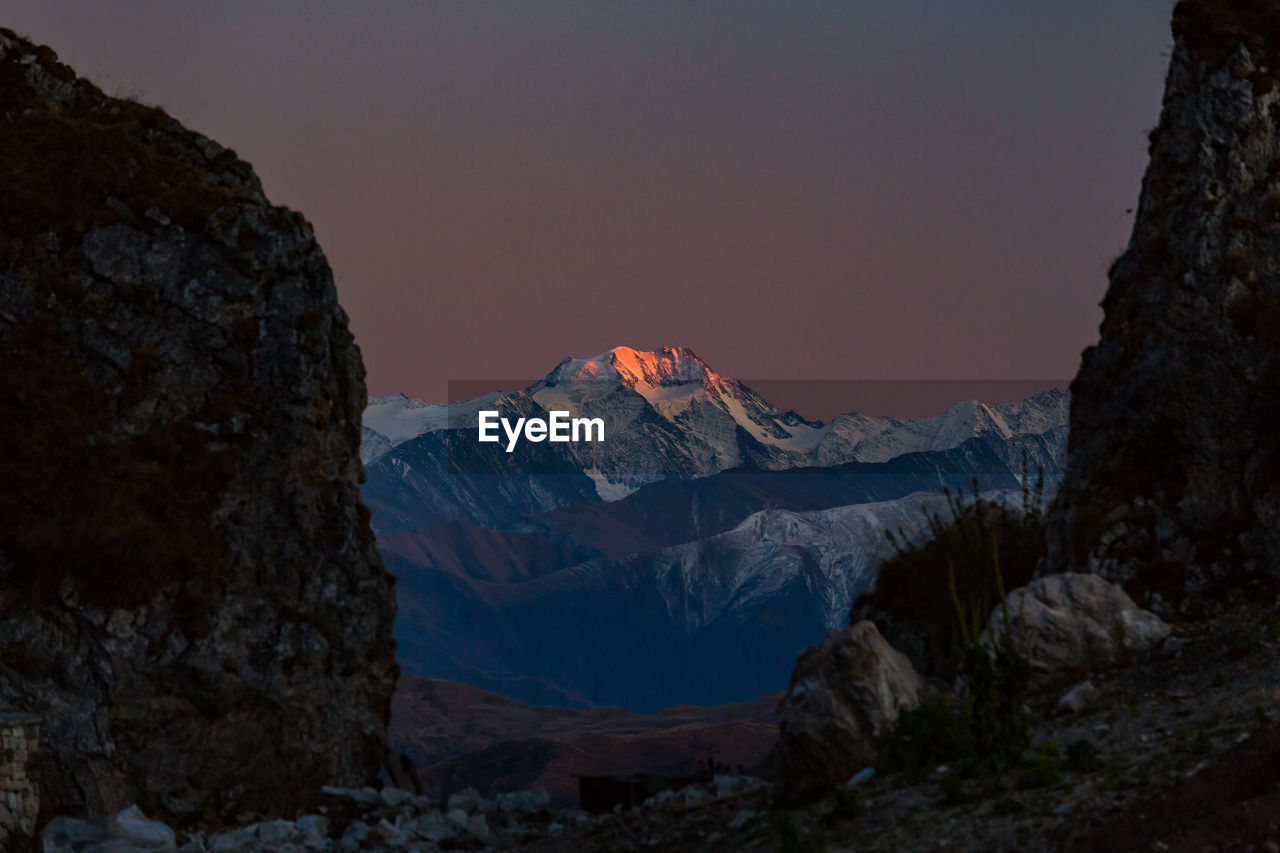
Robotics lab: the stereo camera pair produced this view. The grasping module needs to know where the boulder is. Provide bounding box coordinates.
[107,805,177,850]
[774,621,922,804]
[981,573,1169,682]
[39,816,108,851]
[0,31,396,824]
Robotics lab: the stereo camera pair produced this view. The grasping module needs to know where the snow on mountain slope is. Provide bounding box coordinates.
[642,489,1022,634]
[524,347,838,492]
[365,391,511,445]
[812,392,1069,467]
[389,486,1032,708]
[990,389,1071,436]
[364,394,450,446]
[369,349,1069,708]
[362,391,519,467]
[360,427,395,467]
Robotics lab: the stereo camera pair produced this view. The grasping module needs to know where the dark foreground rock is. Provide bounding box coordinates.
[1043,0,1280,612]
[773,621,922,805]
[0,30,397,824]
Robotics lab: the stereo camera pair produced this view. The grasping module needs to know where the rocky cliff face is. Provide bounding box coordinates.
[1044,1,1280,613]
[0,30,397,824]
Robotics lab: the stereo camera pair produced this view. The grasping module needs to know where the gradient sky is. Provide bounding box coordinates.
[9,2,1174,405]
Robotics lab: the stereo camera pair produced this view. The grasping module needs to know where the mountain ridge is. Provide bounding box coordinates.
[362,347,1068,525]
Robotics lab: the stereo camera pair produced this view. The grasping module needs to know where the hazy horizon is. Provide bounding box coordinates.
[438,371,1069,421]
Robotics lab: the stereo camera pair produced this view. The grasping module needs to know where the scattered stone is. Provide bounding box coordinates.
[679,786,709,806]
[446,788,481,814]
[374,816,411,846]
[321,786,381,809]
[414,812,454,843]
[467,813,490,840]
[104,196,133,219]
[107,805,177,851]
[208,827,255,853]
[143,206,172,227]
[642,789,678,809]
[295,815,328,845]
[846,766,876,787]
[775,621,923,804]
[253,819,296,846]
[29,776,795,852]
[714,775,734,798]
[1056,680,1102,714]
[378,787,413,809]
[339,820,368,849]
[41,815,108,850]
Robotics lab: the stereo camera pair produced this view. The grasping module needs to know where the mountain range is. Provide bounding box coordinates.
[363,347,1069,710]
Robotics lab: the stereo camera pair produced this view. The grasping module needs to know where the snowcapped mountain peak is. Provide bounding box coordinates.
[361,350,1069,506]
[608,346,716,390]
[539,346,720,392]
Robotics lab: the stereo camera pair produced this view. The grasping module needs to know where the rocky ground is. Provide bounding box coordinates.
[517,599,1280,852]
[39,597,1280,852]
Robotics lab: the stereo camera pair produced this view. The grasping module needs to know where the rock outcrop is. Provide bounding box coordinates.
[0,31,397,824]
[773,621,922,804]
[1043,0,1280,611]
[980,573,1169,683]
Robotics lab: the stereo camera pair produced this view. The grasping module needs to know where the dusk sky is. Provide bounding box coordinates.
[10,2,1174,407]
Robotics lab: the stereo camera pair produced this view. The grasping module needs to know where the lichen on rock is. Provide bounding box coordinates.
[0,30,397,825]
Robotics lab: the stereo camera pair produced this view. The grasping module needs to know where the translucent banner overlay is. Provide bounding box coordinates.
[422,378,1070,478]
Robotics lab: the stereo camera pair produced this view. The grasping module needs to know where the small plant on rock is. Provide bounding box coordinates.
[877,541,1033,788]
[951,547,1033,777]
[855,464,1047,677]
[824,787,860,825]
[1015,740,1062,790]
[1189,725,1212,755]
[771,811,829,853]
[876,694,973,782]
[1064,738,1102,772]
[990,797,1026,817]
